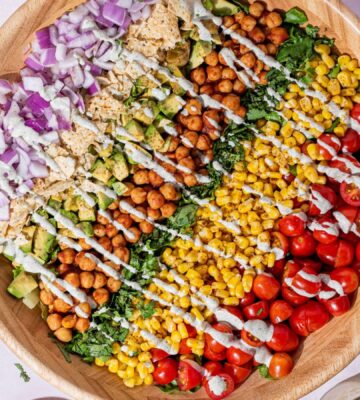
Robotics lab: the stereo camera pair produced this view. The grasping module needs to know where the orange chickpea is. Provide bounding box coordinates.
[147,190,165,210]
[125,227,141,244]
[93,288,110,305]
[183,175,198,186]
[77,302,91,316]
[139,220,155,234]
[75,318,90,333]
[175,145,190,161]
[47,313,62,331]
[222,67,237,80]
[62,315,77,329]
[249,2,265,18]
[234,11,246,24]
[130,187,147,205]
[93,223,106,237]
[204,50,219,66]
[57,263,72,276]
[112,233,126,248]
[206,66,222,82]
[96,212,109,225]
[249,27,266,43]
[80,272,95,289]
[184,116,203,132]
[104,260,120,272]
[122,182,134,196]
[222,94,241,112]
[114,247,130,263]
[259,71,268,85]
[78,238,92,250]
[130,206,146,223]
[107,277,121,293]
[64,272,80,288]
[199,84,214,95]
[185,99,202,115]
[265,12,283,28]
[212,93,224,103]
[98,236,112,253]
[190,67,206,85]
[53,298,72,313]
[58,248,76,264]
[93,272,107,289]
[241,15,257,32]
[105,223,118,238]
[203,110,221,130]
[40,289,54,306]
[108,199,119,210]
[267,43,278,55]
[268,27,289,45]
[233,79,247,94]
[148,170,164,187]
[159,183,179,201]
[240,52,256,69]
[76,252,96,271]
[179,156,196,171]
[161,203,177,218]
[254,59,265,74]
[116,213,133,229]
[54,327,72,343]
[223,16,235,28]
[147,207,161,220]
[217,79,233,93]
[133,170,149,185]
[196,134,212,151]
[182,130,199,148]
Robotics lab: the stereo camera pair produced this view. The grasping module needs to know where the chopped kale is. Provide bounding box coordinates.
[257,364,273,380]
[284,7,308,25]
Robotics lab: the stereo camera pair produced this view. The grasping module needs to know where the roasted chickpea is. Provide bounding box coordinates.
[105,223,118,238]
[116,213,133,229]
[132,170,149,185]
[217,79,233,93]
[78,238,92,250]
[64,272,80,288]
[183,174,198,186]
[196,134,212,151]
[122,182,134,196]
[130,206,146,223]
[182,130,199,147]
[108,199,119,210]
[236,105,247,118]
[114,247,130,263]
[119,198,135,213]
[75,318,90,333]
[98,236,112,253]
[96,212,109,225]
[168,137,180,153]
[104,260,120,272]
[222,94,241,112]
[249,27,266,43]
[54,327,72,343]
[258,44,268,54]
[228,23,240,31]
[234,11,246,24]
[76,252,96,272]
[107,277,121,293]
[147,207,161,221]
[238,44,251,56]
[268,27,289,45]
[125,226,141,244]
[267,42,278,55]
[241,15,257,32]
[204,50,219,66]
[207,129,221,141]
[93,223,106,238]
[199,84,214,95]
[185,99,202,116]
[223,15,235,27]
[47,313,62,331]
[233,79,247,94]
[184,116,203,132]
[240,52,256,69]
[265,11,282,28]
[93,272,107,289]
[93,288,110,306]
[212,93,224,103]
[254,59,265,75]
[112,233,126,248]
[57,263,72,276]
[222,67,237,80]
[148,170,164,187]
[77,302,91,316]
[259,71,268,85]
[203,110,221,130]
[147,190,165,210]
[58,248,76,264]
[179,156,196,171]
[53,298,72,313]
[80,272,95,289]
[130,187,147,205]
[62,314,77,329]
[206,66,222,82]
[139,220,155,234]
[175,145,190,161]
[249,2,265,17]
[190,67,206,85]
[161,203,177,218]
[159,184,179,201]
[40,289,54,306]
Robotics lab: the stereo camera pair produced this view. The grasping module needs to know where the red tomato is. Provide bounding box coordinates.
[179,339,192,355]
[291,266,321,296]
[243,301,269,320]
[329,154,360,177]
[294,258,322,272]
[282,260,302,281]
[341,128,360,153]
[185,324,197,338]
[204,346,227,362]
[312,216,339,244]
[279,215,306,237]
[241,330,263,347]
[318,133,341,160]
[309,184,337,216]
[269,353,294,379]
[350,104,360,122]
[330,267,359,294]
[270,300,293,324]
[301,141,312,156]
[269,259,286,278]
[177,360,203,391]
[289,301,330,336]
[340,181,360,207]
[226,346,253,366]
[222,306,243,323]
[204,374,235,400]
[272,232,289,257]
[153,358,178,385]
[150,348,169,363]
[324,295,351,317]
[357,242,360,261]
[317,240,355,267]
[223,363,251,385]
[204,361,224,376]
[352,259,360,280]
[253,274,281,301]
[290,231,317,257]
[266,323,299,352]
[239,292,256,308]
[281,286,308,306]
[205,323,233,354]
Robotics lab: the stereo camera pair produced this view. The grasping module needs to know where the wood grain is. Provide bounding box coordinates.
[0,1,359,400]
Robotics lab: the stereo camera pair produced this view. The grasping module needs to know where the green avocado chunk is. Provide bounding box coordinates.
[91,159,112,184]
[76,198,96,222]
[33,227,57,262]
[7,271,38,299]
[125,120,145,141]
[20,226,37,254]
[111,152,129,182]
[145,125,166,151]
[189,40,212,70]
[159,94,184,119]
[97,192,114,210]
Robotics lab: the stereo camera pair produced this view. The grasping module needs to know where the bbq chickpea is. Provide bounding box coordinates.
[222,67,237,80]
[249,2,265,17]
[199,84,214,95]
[206,65,222,82]
[93,272,107,289]
[112,233,126,248]
[190,67,206,86]
[203,110,221,129]
[114,247,130,263]
[122,182,134,196]
[184,174,198,186]
[196,134,212,151]
[267,43,278,55]
[185,99,202,115]
[64,272,80,288]
[108,199,119,210]
[53,298,72,313]
[77,302,91,316]
[175,145,190,161]
[104,260,120,272]
[40,289,55,306]
[161,203,177,218]
[79,238,92,250]
[259,71,268,85]
[130,187,147,205]
[94,223,106,237]
[205,50,219,66]
[58,248,76,264]
[139,221,154,234]
[98,236,112,253]
[184,116,203,132]
[268,27,289,45]
[168,137,180,152]
[147,207,161,221]
[62,315,77,329]
[133,170,149,185]
[240,52,256,69]
[57,263,72,276]
[47,314,62,331]
[249,27,266,43]
[254,59,265,75]
[75,318,90,333]
[116,213,133,229]
[54,327,72,343]
[236,105,247,118]
[234,11,245,24]
[159,183,179,201]
[233,79,247,94]
[265,11,282,28]
[182,130,199,147]
[212,93,224,103]
[148,170,164,187]
[93,288,110,305]
[147,190,165,209]
[107,277,121,293]
[105,223,118,238]
[241,15,257,32]
[223,15,235,27]
[130,206,146,223]
[80,272,95,289]
[97,212,109,225]
[222,94,241,112]
[125,227,141,244]
[217,79,233,93]
[179,156,196,171]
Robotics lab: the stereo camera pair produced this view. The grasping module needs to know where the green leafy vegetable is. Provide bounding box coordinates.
[328,64,340,78]
[284,7,308,25]
[159,380,180,393]
[14,363,30,383]
[325,117,341,133]
[168,204,198,230]
[266,69,291,96]
[257,364,273,380]
[185,164,222,200]
[48,333,72,363]
[138,300,156,319]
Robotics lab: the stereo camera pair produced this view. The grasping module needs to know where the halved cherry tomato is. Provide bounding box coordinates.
[271,232,289,257]
[239,292,256,308]
[253,274,280,301]
[205,323,233,354]
[330,267,359,294]
[179,338,192,355]
[153,358,178,385]
[222,306,243,324]
[340,181,360,207]
[223,363,252,385]
[282,260,302,281]
[341,128,360,153]
[185,323,197,338]
[243,301,269,320]
[270,300,293,324]
[357,242,360,261]
[324,295,351,316]
[226,346,253,366]
[289,301,330,336]
[204,361,224,376]
[352,259,360,279]
[177,360,202,391]
[266,323,299,352]
[150,348,169,363]
[204,373,235,400]
[291,266,321,296]
[317,240,355,267]
[281,286,308,306]
[293,258,322,272]
[269,259,286,278]
[290,231,317,257]
[309,184,338,216]
[204,345,226,362]
[318,133,341,160]
[329,154,360,175]
[312,216,339,244]
[350,104,360,122]
[241,330,263,347]
[279,215,306,237]
[269,353,294,379]
[301,141,312,156]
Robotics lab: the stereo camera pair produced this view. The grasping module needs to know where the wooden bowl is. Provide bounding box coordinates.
[0,1,359,399]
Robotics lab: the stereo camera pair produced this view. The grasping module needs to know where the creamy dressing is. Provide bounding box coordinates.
[311,189,334,214]
[308,219,339,236]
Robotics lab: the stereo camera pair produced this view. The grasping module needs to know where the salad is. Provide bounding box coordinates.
[1,0,360,398]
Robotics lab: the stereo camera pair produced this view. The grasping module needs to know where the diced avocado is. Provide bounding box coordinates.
[59,209,79,225]
[50,194,63,202]
[159,94,184,119]
[111,152,129,182]
[189,40,213,69]
[48,198,62,210]
[212,0,240,16]
[166,41,191,67]
[59,228,78,239]
[98,143,113,158]
[155,72,170,84]
[97,192,114,210]
[126,144,152,165]
[159,136,173,153]
[156,117,176,133]
[33,227,57,262]
[78,222,94,237]
[125,120,145,142]
[91,159,112,184]
[145,125,166,151]
[23,288,40,309]
[63,196,79,212]
[112,182,128,196]
[76,198,96,222]
[134,102,160,126]
[121,113,132,127]
[7,271,38,299]
[136,75,158,90]
[20,226,37,254]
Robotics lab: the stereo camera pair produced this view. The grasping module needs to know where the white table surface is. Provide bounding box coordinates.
[0,1,360,399]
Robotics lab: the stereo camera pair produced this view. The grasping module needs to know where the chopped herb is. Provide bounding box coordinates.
[284,7,308,25]
[289,164,298,176]
[325,117,341,133]
[48,333,72,363]
[137,300,156,319]
[266,69,291,96]
[328,64,340,78]
[256,307,264,316]
[14,363,30,383]
[168,204,199,231]
[159,380,179,393]
[185,163,222,200]
[257,364,273,380]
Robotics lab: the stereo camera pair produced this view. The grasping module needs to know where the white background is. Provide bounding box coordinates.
[0,1,360,399]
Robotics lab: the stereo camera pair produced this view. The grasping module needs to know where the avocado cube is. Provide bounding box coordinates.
[22,288,40,309]
[98,143,113,158]
[145,125,166,151]
[20,226,37,254]
[77,198,96,222]
[159,94,185,119]
[58,228,78,239]
[189,40,213,70]
[212,0,240,16]
[112,182,128,196]
[7,271,38,299]
[97,192,114,210]
[126,143,152,165]
[59,209,79,225]
[91,159,112,184]
[63,196,79,212]
[78,222,94,237]
[125,120,145,141]
[134,102,160,125]
[48,198,62,210]
[33,227,57,262]
[111,152,129,182]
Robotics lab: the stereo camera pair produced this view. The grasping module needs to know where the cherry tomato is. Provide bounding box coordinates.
[243,301,269,320]
[289,301,330,336]
[301,141,312,156]
[312,216,339,244]
[290,231,317,257]
[150,348,169,363]
[272,232,289,257]
[204,361,224,376]
[324,295,351,317]
[204,346,226,362]
[185,324,197,338]
[317,240,355,267]
[239,292,256,308]
[226,346,253,366]
[341,128,360,153]
[282,260,301,281]
[205,323,233,354]
[279,215,306,237]
[340,181,360,207]
[241,330,263,347]
[269,353,294,379]
[357,242,360,261]
[223,363,251,385]
[270,300,293,324]
[330,267,359,294]
[293,258,322,273]
[204,374,235,400]
[253,274,281,301]
[350,104,360,122]
[266,323,299,352]
[318,133,341,160]
[291,266,321,296]
[352,259,360,279]
[329,154,360,177]
[309,184,337,216]
[153,358,178,385]
[179,338,192,355]
[281,286,308,306]
[269,259,286,278]
[222,306,243,325]
[177,360,202,391]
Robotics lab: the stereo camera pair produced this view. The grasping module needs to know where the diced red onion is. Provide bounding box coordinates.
[55,44,67,61]
[0,80,12,95]
[40,48,57,66]
[0,149,19,166]
[25,117,48,133]
[87,80,101,96]
[24,54,44,71]
[35,28,52,50]
[26,93,50,116]
[29,161,48,178]
[22,76,44,92]
[68,32,97,50]
[102,3,126,26]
